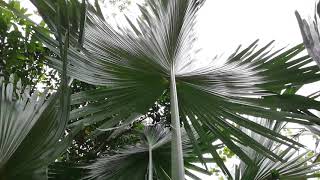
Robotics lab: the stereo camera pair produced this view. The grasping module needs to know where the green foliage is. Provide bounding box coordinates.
[0,0,52,90]
[0,77,76,180]
[270,169,280,180]
[219,147,235,160]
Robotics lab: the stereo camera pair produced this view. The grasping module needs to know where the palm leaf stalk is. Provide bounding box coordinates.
[170,66,185,179]
[32,0,320,179]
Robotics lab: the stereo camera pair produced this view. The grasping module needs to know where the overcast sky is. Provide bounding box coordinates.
[197,0,315,57]
[21,0,316,54]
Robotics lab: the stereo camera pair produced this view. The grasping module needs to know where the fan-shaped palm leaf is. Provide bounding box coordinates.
[235,119,320,180]
[236,150,320,180]
[82,125,215,180]
[0,77,77,179]
[35,0,320,178]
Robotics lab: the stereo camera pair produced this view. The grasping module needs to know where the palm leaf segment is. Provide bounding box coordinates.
[29,0,87,47]
[235,119,320,180]
[296,1,320,68]
[38,0,320,178]
[0,77,74,179]
[83,125,213,180]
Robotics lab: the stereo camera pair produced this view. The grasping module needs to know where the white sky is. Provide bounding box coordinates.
[20,0,319,179]
[197,0,315,56]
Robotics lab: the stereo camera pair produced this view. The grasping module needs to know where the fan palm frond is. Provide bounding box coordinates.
[82,125,215,180]
[0,76,78,179]
[235,119,320,180]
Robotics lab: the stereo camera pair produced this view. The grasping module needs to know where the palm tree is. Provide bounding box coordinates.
[33,0,320,179]
[234,119,320,179]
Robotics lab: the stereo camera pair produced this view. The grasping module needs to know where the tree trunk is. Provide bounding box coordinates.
[170,67,185,180]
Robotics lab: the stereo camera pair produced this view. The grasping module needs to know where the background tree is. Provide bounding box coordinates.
[0,0,55,91]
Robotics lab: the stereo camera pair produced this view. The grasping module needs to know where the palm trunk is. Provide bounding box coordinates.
[170,67,185,180]
[148,147,153,180]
